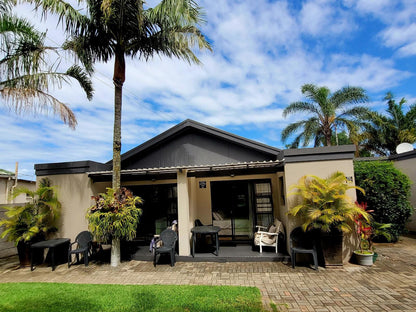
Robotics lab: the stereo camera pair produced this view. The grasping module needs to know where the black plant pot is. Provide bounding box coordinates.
[17,241,31,267]
[319,230,343,267]
[17,240,44,268]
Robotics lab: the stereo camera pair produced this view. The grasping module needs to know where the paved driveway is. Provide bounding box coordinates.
[1,235,415,311]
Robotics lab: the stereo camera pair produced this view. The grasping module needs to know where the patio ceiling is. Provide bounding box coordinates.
[88,160,284,182]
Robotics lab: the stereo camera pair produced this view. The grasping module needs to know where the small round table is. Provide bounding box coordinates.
[191,225,221,257]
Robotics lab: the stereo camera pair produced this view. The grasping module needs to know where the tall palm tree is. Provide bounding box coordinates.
[26,0,211,266]
[27,0,211,190]
[0,0,93,129]
[362,92,416,156]
[281,84,370,148]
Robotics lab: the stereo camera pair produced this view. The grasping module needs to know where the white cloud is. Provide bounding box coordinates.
[300,0,356,36]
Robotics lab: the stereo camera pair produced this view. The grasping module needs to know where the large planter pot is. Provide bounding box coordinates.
[17,241,31,267]
[17,240,44,268]
[354,250,374,266]
[319,230,343,267]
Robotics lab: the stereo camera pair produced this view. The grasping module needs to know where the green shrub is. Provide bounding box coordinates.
[354,160,413,241]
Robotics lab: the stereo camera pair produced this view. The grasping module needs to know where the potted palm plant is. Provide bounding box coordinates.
[354,202,392,265]
[87,187,142,267]
[288,171,369,266]
[0,178,61,267]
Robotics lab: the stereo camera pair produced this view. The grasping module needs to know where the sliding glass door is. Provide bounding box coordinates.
[211,179,273,242]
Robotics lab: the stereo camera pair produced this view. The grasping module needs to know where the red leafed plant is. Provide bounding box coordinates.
[355,202,392,253]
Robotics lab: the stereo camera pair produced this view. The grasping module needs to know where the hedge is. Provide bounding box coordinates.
[354,160,413,242]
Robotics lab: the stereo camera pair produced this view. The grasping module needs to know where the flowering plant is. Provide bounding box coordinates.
[355,202,392,253]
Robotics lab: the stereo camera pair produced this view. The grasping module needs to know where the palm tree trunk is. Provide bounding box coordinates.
[112,83,122,190]
[111,51,126,267]
[110,238,121,267]
[112,51,126,190]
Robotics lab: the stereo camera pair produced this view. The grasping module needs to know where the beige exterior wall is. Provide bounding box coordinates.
[393,158,416,232]
[38,174,108,242]
[283,159,358,264]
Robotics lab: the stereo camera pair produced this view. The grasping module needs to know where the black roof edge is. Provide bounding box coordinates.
[35,160,109,176]
[388,149,416,161]
[116,119,282,165]
[283,145,356,163]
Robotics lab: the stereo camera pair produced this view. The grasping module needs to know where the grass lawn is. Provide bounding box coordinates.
[0,282,264,312]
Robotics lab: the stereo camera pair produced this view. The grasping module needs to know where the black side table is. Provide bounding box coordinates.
[191,225,221,257]
[30,238,70,271]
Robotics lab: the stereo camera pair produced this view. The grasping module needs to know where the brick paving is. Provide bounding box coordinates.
[1,235,415,312]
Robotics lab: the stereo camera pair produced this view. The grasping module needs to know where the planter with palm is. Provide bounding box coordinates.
[288,172,369,266]
[87,188,143,267]
[0,178,61,267]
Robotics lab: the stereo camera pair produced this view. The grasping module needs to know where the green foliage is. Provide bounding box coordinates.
[361,92,416,156]
[87,188,143,242]
[0,283,264,312]
[0,2,93,129]
[281,83,369,148]
[0,178,61,245]
[354,161,413,241]
[288,171,369,233]
[355,202,392,253]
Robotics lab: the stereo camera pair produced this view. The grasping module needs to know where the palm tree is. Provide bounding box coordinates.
[0,0,93,129]
[26,0,211,266]
[281,84,370,148]
[362,92,416,156]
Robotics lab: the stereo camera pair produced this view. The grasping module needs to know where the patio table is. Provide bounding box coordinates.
[191,225,221,257]
[30,238,70,271]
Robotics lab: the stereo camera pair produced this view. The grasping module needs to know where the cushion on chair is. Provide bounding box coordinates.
[254,219,282,245]
[268,224,277,233]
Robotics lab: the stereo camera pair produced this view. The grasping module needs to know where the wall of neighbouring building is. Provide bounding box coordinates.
[0,178,35,205]
[0,179,35,258]
[0,204,18,258]
[391,152,416,232]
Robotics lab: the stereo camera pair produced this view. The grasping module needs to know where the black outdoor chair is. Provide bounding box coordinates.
[153,228,177,267]
[68,231,93,268]
[290,227,319,270]
[194,219,204,226]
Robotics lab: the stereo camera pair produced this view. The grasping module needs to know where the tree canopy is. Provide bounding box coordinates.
[0,0,93,128]
[281,83,370,148]
[361,92,416,156]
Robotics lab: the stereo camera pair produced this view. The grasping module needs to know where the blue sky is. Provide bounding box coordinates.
[1,0,416,180]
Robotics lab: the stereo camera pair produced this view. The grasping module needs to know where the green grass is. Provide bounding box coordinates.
[0,282,264,312]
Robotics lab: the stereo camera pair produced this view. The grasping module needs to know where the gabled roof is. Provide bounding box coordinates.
[117,119,282,165]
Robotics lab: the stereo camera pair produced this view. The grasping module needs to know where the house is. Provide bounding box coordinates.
[34,119,358,261]
[0,169,35,205]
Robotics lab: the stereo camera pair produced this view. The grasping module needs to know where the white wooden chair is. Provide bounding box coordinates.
[253,219,283,253]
